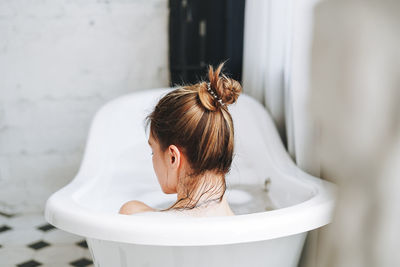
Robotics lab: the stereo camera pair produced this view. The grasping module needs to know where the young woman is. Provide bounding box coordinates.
[119,62,242,217]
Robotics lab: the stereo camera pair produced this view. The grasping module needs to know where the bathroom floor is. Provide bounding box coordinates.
[0,212,94,267]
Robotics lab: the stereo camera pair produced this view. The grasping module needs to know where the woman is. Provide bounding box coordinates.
[119,62,242,217]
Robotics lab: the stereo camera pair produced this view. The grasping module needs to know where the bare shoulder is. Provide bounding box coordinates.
[118,200,156,215]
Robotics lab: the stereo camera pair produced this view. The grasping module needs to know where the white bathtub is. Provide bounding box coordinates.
[45,88,336,267]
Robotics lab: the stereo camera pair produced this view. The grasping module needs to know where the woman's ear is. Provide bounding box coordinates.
[162,145,182,194]
[168,145,181,168]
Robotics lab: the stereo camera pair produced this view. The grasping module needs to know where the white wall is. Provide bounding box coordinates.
[0,0,169,214]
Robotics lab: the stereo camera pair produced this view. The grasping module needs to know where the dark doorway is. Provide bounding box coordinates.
[169,0,246,86]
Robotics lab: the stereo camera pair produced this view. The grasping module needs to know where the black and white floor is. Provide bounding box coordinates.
[0,212,94,267]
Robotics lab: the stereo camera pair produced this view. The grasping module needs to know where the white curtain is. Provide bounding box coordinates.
[242,0,321,176]
[242,0,293,143]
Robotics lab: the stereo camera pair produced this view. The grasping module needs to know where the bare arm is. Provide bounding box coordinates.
[118,200,156,215]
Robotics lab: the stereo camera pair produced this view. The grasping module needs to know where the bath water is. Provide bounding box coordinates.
[226,183,276,215]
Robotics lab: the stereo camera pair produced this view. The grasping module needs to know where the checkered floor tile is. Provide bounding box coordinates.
[0,212,94,266]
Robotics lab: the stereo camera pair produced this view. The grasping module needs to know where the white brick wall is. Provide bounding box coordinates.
[0,0,169,213]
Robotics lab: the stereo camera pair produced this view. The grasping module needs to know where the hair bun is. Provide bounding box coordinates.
[198,62,242,111]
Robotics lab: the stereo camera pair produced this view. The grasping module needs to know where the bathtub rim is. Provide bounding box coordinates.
[45,167,336,246]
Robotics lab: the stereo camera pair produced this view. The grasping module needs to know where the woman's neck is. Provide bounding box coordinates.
[174,171,226,210]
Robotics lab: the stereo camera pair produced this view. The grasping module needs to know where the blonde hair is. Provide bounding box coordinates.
[145,62,242,210]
